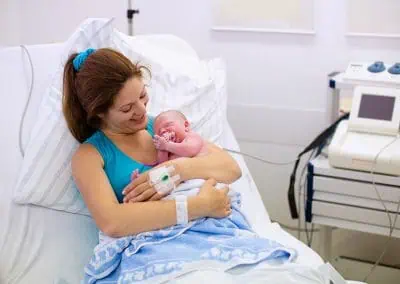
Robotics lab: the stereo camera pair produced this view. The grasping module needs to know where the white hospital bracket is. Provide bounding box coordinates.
[149,165,180,195]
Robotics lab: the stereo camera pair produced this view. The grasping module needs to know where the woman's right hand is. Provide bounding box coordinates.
[197,179,231,219]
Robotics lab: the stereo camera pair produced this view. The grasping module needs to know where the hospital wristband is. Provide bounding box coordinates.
[175,195,188,225]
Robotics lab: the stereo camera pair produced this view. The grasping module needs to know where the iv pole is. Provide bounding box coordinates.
[127,0,139,36]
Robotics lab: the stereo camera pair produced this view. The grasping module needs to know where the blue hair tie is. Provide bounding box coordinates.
[73,48,96,71]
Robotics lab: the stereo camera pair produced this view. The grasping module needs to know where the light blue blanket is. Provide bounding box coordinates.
[84,180,296,283]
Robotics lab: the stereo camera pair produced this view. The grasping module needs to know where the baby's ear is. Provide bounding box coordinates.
[184,120,190,131]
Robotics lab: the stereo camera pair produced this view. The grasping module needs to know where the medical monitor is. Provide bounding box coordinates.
[358,94,395,121]
[349,86,400,136]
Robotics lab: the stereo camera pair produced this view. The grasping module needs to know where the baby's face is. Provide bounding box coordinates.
[154,113,188,143]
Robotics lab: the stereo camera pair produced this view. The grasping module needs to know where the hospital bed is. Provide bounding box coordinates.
[0,33,324,283]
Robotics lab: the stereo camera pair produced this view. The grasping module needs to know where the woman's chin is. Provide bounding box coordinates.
[126,116,148,133]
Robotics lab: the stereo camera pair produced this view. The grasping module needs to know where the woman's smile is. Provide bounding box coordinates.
[131,114,145,123]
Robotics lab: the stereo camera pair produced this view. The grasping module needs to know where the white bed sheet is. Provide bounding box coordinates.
[222,123,323,268]
[0,43,323,284]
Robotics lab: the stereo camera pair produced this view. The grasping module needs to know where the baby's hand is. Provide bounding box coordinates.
[153,135,169,151]
[162,132,175,142]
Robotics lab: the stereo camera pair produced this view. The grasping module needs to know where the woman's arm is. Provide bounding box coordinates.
[122,142,242,205]
[176,142,242,184]
[71,144,208,238]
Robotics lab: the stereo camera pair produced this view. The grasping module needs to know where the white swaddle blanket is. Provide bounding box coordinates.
[163,179,231,199]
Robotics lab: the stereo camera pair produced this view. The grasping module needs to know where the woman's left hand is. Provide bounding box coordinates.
[122,172,160,203]
[122,161,181,203]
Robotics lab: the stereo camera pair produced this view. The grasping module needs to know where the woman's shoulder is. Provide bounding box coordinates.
[73,142,103,161]
[74,132,106,164]
[71,143,104,173]
[83,130,113,161]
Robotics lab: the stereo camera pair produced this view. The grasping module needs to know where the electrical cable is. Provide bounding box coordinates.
[300,149,318,247]
[364,198,399,283]
[287,112,351,219]
[363,136,400,282]
[223,148,297,165]
[304,149,321,247]
[298,149,316,240]
[17,19,117,158]
[224,147,320,234]
[19,45,35,158]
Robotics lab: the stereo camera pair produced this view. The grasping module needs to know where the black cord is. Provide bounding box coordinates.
[288,112,350,219]
[297,149,316,240]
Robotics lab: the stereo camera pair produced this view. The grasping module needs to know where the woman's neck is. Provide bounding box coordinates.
[101,126,157,165]
[102,128,143,143]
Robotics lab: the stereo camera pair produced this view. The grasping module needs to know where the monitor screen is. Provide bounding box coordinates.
[358,94,395,121]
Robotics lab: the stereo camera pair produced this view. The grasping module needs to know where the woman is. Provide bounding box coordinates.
[62,48,242,238]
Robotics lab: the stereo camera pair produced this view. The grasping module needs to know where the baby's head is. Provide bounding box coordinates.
[154,110,190,143]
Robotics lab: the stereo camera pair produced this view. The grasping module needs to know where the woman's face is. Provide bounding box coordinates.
[102,77,149,134]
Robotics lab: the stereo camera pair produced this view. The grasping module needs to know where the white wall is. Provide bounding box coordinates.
[0,0,22,46]
[2,0,127,46]
[134,0,400,107]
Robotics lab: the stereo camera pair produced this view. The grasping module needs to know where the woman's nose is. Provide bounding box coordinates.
[133,102,146,116]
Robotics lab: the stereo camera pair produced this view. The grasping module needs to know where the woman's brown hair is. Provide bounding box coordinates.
[62,48,148,143]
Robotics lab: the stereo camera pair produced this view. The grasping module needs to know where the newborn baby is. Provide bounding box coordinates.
[131,111,230,201]
[130,110,208,181]
[152,110,208,164]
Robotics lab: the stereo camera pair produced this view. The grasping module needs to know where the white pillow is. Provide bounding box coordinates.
[114,31,227,144]
[147,58,226,144]
[13,18,228,215]
[13,18,116,215]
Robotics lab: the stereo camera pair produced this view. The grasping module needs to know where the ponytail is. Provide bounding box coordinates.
[62,53,96,143]
[62,48,150,143]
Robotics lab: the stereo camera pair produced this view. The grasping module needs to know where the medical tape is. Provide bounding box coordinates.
[149,165,180,195]
[175,195,188,225]
[154,175,180,194]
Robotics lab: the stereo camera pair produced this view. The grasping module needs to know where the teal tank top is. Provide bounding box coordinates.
[84,116,155,203]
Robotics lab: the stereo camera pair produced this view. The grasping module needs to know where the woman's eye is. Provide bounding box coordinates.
[121,107,131,113]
